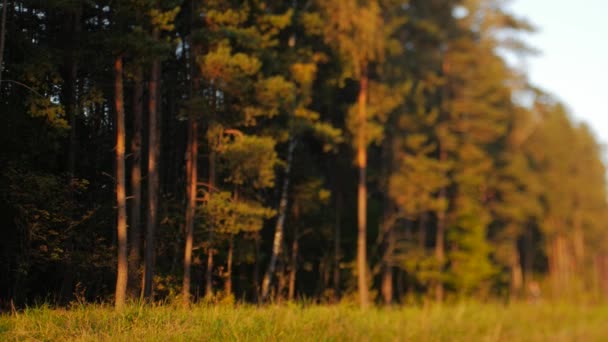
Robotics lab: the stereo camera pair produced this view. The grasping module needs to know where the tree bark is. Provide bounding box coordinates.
[356,73,370,308]
[225,236,234,296]
[143,38,160,300]
[182,117,197,304]
[114,56,128,309]
[205,247,214,299]
[205,141,217,299]
[288,224,299,301]
[381,227,395,305]
[261,138,296,301]
[128,66,143,298]
[510,239,523,298]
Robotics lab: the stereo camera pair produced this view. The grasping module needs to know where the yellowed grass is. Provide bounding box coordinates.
[1,301,607,341]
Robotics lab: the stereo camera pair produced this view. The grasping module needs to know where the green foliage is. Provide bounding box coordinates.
[201,191,275,236]
[220,135,278,189]
[2,0,607,307]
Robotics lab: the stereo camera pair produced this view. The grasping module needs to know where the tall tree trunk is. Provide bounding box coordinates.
[114,56,128,309]
[356,73,370,308]
[288,224,299,301]
[277,258,287,303]
[225,236,234,296]
[261,138,296,300]
[205,142,217,298]
[182,118,197,304]
[0,0,8,91]
[381,227,395,305]
[380,131,394,306]
[205,245,214,298]
[435,147,447,302]
[128,66,143,298]
[143,39,160,300]
[510,238,523,298]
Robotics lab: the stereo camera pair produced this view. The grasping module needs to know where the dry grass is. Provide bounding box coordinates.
[1,301,607,341]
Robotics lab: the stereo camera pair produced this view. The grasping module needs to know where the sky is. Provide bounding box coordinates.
[507,0,608,152]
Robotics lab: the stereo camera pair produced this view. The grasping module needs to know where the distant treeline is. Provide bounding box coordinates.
[1,0,607,309]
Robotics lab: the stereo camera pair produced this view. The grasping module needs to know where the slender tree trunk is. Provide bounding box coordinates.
[549,233,571,297]
[288,225,299,301]
[205,142,217,298]
[435,147,447,302]
[0,0,8,91]
[277,257,287,302]
[510,238,523,298]
[143,39,160,300]
[381,227,395,305]
[225,236,234,296]
[205,246,214,298]
[356,73,370,308]
[128,66,143,298]
[182,118,197,304]
[380,132,394,306]
[261,138,296,300]
[114,56,128,309]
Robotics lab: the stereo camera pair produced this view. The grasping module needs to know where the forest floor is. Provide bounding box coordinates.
[1,301,607,341]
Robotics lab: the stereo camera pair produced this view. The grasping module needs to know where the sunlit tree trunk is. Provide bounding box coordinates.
[143,32,160,300]
[205,243,214,298]
[510,239,523,298]
[381,226,395,305]
[380,135,394,306]
[261,138,296,301]
[182,117,197,304]
[128,66,143,298]
[205,134,217,299]
[225,236,234,296]
[114,56,128,309]
[356,72,370,308]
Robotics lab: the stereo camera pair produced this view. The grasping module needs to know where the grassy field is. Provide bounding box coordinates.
[1,301,607,341]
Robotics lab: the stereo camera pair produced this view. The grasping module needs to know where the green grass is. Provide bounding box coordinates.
[1,301,607,341]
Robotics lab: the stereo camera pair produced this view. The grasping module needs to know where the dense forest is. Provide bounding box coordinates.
[1,0,607,309]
